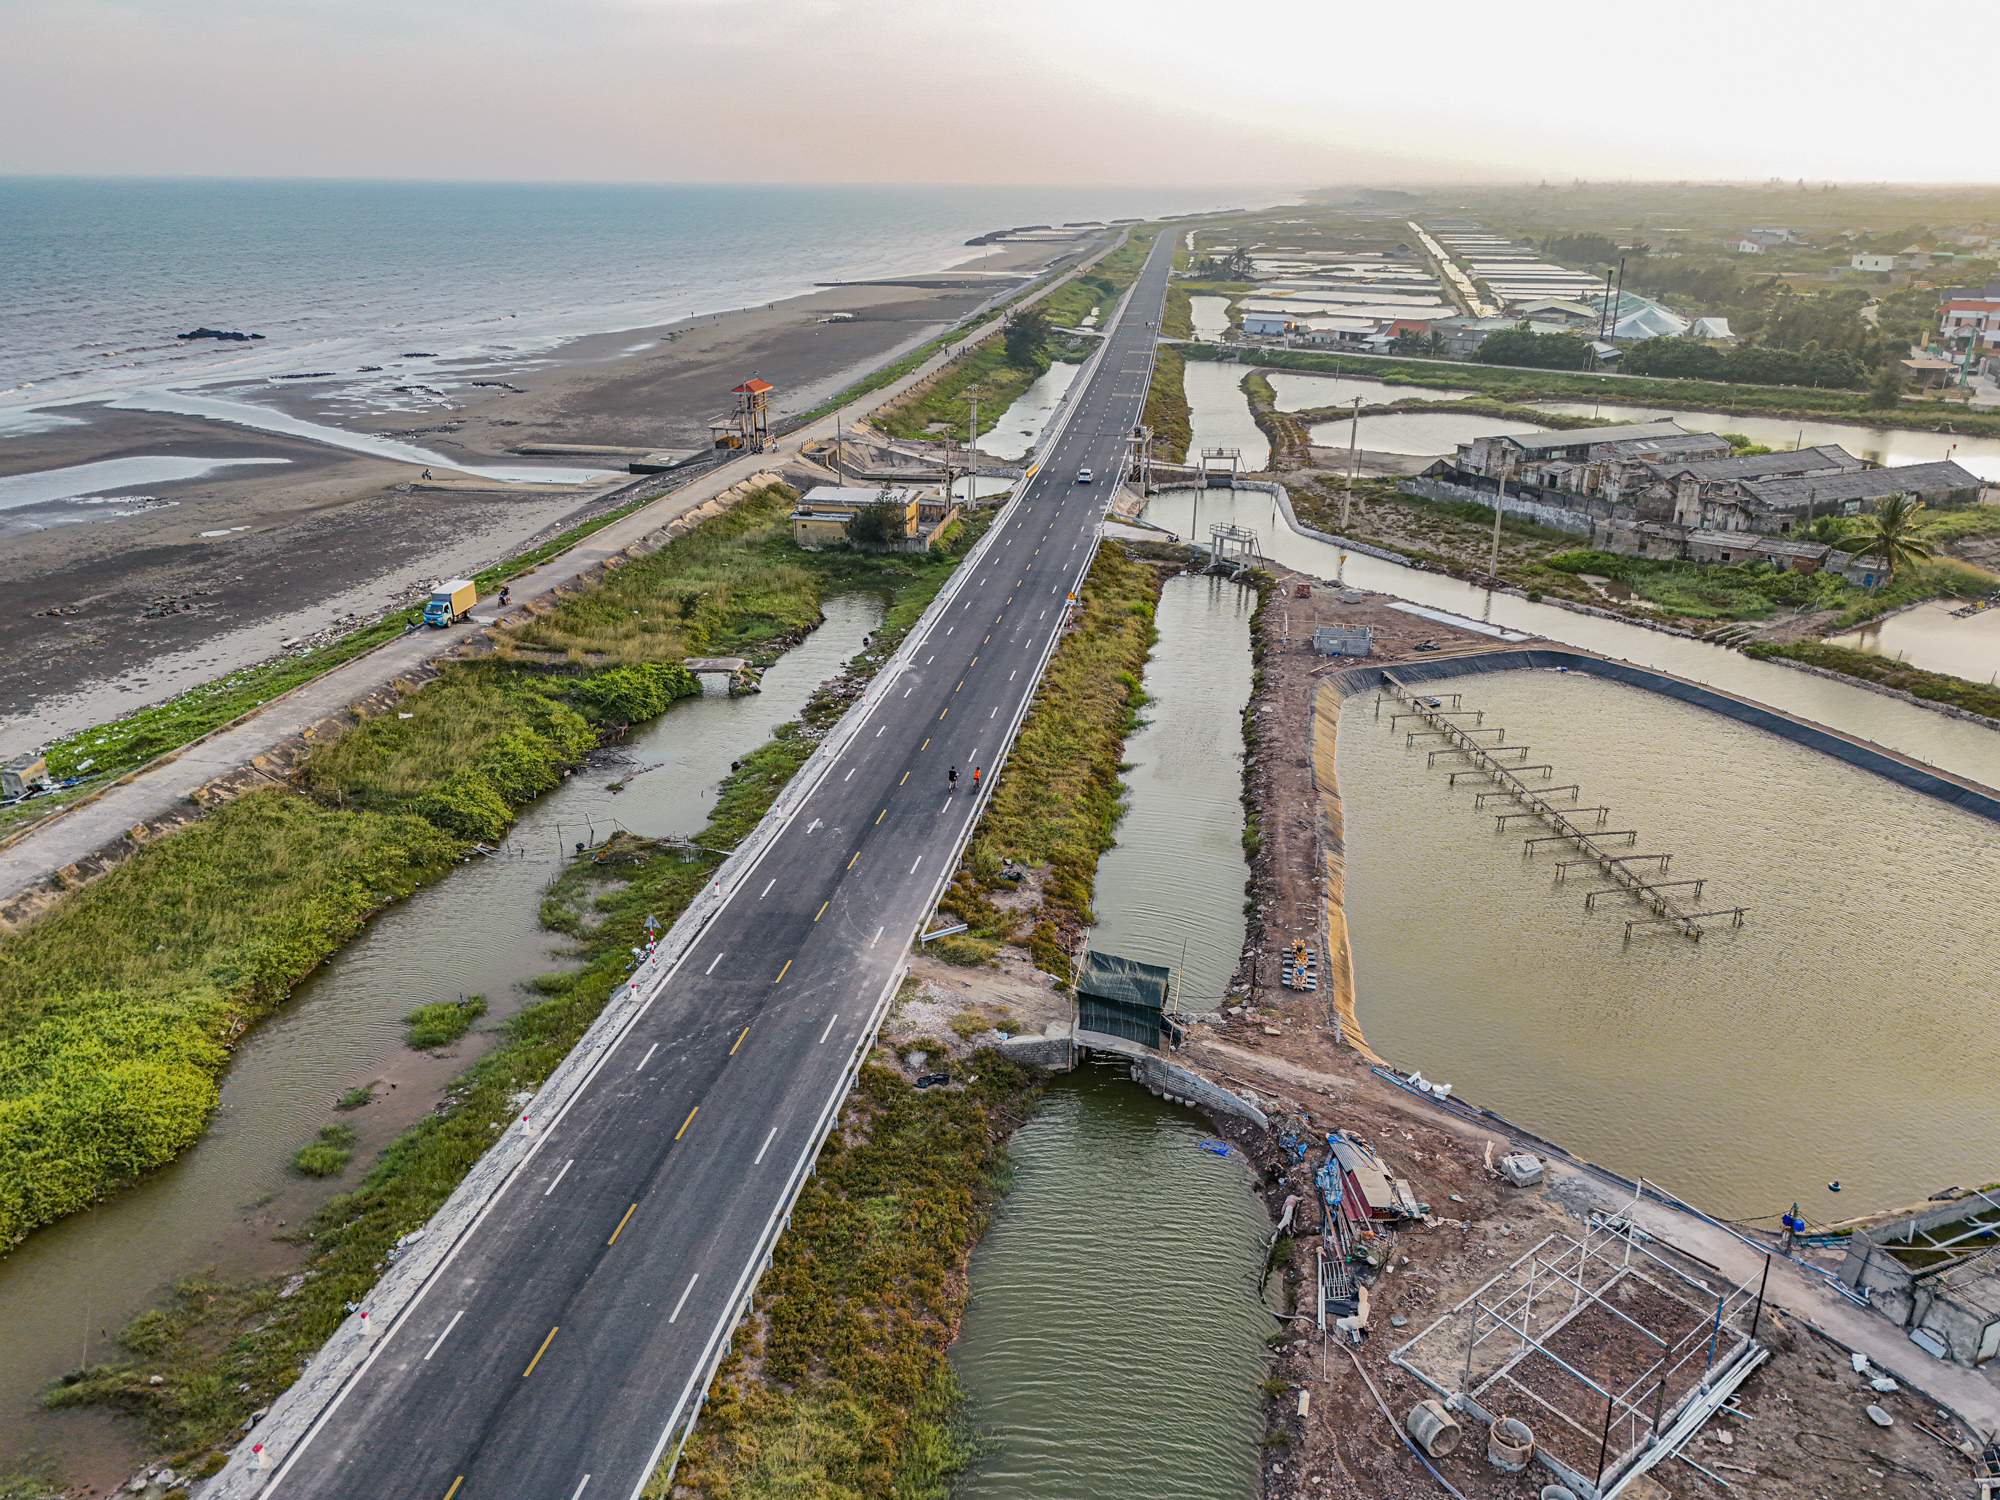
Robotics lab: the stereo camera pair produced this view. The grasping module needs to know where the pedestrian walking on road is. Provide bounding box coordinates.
[948,765,959,791]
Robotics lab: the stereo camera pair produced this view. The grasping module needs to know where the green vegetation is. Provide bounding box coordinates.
[937,546,1164,978]
[1142,343,1192,463]
[294,1124,357,1178]
[405,995,487,1049]
[929,934,995,968]
[1542,548,1988,623]
[1622,336,1865,387]
[1744,639,2000,719]
[1242,371,1310,469]
[1003,305,1053,365]
[666,1056,1045,1500]
[335,1086,372,1110]
[0,791,458,1248]
[1846,494,1937,579]
[1476,326,1599,371]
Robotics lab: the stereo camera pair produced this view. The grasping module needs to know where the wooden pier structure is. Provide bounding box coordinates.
[1377,673,1746,941]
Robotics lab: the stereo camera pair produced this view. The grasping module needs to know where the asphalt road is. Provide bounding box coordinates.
[266,232,1176,1500]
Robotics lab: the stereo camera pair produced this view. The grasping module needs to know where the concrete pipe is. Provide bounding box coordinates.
[1487,1416,1535,1472]
[1540,1487,1578,1500]
[1404,1399,1461,1458]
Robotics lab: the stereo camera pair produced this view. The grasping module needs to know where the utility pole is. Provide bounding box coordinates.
[1341,396,1362,529]
[965,386,981,511]
[1491,463,1510,581]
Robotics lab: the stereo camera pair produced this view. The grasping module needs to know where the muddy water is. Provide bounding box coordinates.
[979,361,1080,462]
[1268,370,1475,411]
[1529,400,2000,482]
[1188,295,1232,341]
[1831,599,2000,683]
[1336,671,2000,1218]
[1183,361,1269,471]
[1142,485,2000,790]
[1306,409,1546,456]
[1090,573,1255,1010]
[0,596,882,1476]
[951,1067,1272,1500]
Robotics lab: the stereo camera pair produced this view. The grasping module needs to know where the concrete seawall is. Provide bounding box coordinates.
[1321,648,2000,825]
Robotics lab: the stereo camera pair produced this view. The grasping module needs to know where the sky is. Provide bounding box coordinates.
[2,0,1990,186]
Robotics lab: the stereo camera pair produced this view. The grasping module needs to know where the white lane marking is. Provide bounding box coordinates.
[705,951,724,975]
[946,627,953,635]
[669,1274,699,1323]
[845,767,854,780]
[754,1126,778,1164]
[760,879,775,899]
[819,1014,839,1044]
[543,1158,575,1197]
[1041,609,1048,619]
[423,1309,466,1361]
[634,1043,659,1073]
[927,655,934,663]
[942,797,953,813]
[909,856,921,873]
[569,1479,591,1500]
[901,689,910,699]
[989,707,997,719]
[872,925,883,947]
[1010,670,1017,681]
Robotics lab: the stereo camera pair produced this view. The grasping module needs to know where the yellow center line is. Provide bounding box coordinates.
[677,1105,700,1138]
[848,850,860,869]
[876,809,886,824]
[939,708,948,719]
[955,681,962,692]
[900,771,910,784]
[730,1026,749,1055]
[984,634,990,642]
[922,737,930,750]
[815,900,829,922]
[772,959,792,984]
[523,1326,559,1377]
[442,1479,464,1500]
[970,656,978,665]
[607,1203,638,1245]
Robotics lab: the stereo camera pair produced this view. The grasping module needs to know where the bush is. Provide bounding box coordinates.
[405,995,486,1050]
[1477,327,1597,371]
[930,935,996,968]
[294,1125,356,1178]
[1545,549,1643,578]
[335,1086,372,1110]
[948,1011,990,1040]
[568,661,699,723]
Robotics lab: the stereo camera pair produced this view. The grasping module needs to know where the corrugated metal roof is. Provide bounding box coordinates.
[1748,460,1982,507]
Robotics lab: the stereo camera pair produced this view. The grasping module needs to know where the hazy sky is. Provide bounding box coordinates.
[2,0,1986,185]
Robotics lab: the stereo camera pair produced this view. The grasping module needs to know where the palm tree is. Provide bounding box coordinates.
[1847,493,1935,581]
[1423,330,1449,358]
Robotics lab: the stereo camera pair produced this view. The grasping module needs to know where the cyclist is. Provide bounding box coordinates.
[972,766,982,789]
[948,765,959,791]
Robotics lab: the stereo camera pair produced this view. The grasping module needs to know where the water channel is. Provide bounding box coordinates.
[1183,360,1268,471]
[0,596,883,1472]
[1089,573,1255,1010]
[978,362,1080,462]
[1831,599,2000,683]
[953,573,1270,1500]
[950,1069,1272,1500]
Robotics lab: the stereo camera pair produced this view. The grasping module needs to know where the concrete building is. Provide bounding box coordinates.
[1455,422,1730,490]
[1838,1195,2000,1368]
[1851,252,1897,273]
[1627,444,1867,532]
[789,485,957,552]
[1241,310,1296,337]
[1743,459,1985,520]
[1940,298,2000,350]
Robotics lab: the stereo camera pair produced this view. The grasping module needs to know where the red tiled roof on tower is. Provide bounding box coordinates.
[732,378,775,395]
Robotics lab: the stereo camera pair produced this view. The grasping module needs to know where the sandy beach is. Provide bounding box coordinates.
[0,235,1087,753]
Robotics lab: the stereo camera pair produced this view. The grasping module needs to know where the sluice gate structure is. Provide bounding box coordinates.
[1378,673,1746,941]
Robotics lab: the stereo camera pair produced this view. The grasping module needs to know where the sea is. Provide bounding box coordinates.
[0,179,1265,426]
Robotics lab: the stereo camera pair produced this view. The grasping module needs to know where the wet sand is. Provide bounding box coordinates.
[0,236,1086,752]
